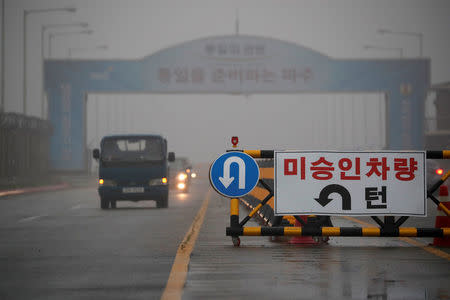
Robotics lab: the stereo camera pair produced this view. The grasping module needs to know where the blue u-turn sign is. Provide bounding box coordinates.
[210,152,260,197]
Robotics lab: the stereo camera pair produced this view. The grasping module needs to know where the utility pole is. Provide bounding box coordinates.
[1,0,5,113]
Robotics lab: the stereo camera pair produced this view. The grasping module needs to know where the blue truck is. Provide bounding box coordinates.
[93,134,175,209]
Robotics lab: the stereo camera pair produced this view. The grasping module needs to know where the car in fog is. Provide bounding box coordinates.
[93,134,175,209]
[169,157,196,192]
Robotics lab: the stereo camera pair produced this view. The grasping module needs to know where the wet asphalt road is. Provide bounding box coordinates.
[1,172,449,300]
[0,182,205,300]
[185,193,450,299]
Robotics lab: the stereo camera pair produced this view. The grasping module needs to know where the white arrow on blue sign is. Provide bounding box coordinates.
[210,152,260,198]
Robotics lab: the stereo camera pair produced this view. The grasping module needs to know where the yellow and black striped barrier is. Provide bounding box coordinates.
[227,226,450,237]
[427,150,450,159]
[228,149,450,160]
[225,149,450,246]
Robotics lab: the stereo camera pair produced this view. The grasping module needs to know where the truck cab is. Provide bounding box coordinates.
[93,134,175,209]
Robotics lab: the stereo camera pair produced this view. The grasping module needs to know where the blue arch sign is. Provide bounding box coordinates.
[210,152,260,197]
[45,35,429,171]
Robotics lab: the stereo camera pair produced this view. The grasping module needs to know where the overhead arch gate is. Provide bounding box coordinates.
[44,35,429,171]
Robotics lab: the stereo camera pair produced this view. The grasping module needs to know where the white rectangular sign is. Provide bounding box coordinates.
[274,151,426,216]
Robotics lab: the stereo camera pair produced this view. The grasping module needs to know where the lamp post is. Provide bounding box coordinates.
[48,30,93,58]
[23,6,76,116]
[41,23,88,119]
[1,0,5,113]
[377,29,423,57]
[68,44,108,58]
[363,45,404,57]
[42,22,88,59]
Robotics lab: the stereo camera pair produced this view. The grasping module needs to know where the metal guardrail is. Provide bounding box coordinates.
[224,149,450,246]
[0,112,52,131]
[0,113,52,180]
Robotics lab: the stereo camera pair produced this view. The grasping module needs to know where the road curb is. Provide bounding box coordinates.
[0,183,71,197]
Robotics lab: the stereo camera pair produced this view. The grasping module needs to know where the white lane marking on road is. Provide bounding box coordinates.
[18,215,45,223]
[70,204,81,210]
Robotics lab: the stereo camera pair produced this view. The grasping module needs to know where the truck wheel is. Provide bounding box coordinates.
[100,197,109,209]
[110,200,117,209]
[157,196,168,208]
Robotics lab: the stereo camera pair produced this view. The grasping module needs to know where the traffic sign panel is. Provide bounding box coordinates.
[210,152,260,197]
[274,151,427,216]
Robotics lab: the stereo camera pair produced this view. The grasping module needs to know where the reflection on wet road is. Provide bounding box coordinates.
[183,181,450,300]
[0,174,449,300]
[0,182,205,300]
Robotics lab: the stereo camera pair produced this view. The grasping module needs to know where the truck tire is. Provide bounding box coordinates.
[110,200,117,209]
[100,197,109,209]
[157,196,168,208]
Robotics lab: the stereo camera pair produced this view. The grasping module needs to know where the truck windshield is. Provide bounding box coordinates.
[101,137,164,163]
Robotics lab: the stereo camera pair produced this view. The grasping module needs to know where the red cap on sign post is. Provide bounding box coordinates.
[231,136,239,148]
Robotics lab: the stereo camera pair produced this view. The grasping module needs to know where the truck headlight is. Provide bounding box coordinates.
[177,173,188,181]
[149,178,168,186]
[99,179,116,186]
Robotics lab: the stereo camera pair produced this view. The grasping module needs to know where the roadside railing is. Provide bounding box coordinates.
[0,113,52,187]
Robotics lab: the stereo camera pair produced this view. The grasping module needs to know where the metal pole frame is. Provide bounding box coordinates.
[224,149,450,246]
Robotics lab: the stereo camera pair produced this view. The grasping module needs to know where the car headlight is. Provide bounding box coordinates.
[99,179,116,186]
[149,177,168,186]
[177,173,188,181]
[191,172,197,178]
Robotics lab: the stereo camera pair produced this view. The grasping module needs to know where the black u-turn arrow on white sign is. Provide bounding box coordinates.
[274,151,426,216]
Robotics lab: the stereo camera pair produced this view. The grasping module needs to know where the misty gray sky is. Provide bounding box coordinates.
[1,0,450,163]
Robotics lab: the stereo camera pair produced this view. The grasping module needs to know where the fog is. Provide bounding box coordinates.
[1,0,450,165]
[86,93,386,163]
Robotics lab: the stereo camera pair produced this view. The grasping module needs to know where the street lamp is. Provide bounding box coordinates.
[68,44,108,58]
[23,6,76,115]
[363,45,404,57]
[48,30,94,57]
[41,22,88,118]
[43,22,88,59]
[1,0,5,113]
[377,29,423,57]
